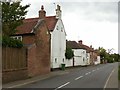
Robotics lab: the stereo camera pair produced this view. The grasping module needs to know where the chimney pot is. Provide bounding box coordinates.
[56,5,61,19]
[90,45,92,48]
[78,40,82,44]
[39,5,46,19]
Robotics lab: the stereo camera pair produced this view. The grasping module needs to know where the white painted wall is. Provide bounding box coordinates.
[50,19,66,69]
[94,56,101,65]
[65,58,73,67]
[86,53,90,65]
[65,49,88,67]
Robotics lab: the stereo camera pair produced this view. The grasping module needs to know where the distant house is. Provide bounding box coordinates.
[66,41,88,67]
[94,50,101,65]
[78,40,91,65]
[78,40,100,65]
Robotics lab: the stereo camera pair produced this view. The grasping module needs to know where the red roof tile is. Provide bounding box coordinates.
[67,41,85,49]
[16,16,58,35]
[78,44,94,53]
[45,16,58,31]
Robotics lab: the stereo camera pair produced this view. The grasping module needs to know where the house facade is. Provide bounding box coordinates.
[50,5,66,69]
[66,41,87,67]
[78,40,100,65]
[94,50,101,65]
[78,40,91,65]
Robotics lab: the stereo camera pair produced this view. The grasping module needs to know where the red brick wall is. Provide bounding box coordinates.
[90,52,94,65]
[2,69,28,84]
[22,35,35,45]
[27,44,37,76]
[27,21,50,77]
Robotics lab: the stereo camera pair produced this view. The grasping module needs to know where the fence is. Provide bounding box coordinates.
[2,47,27,71]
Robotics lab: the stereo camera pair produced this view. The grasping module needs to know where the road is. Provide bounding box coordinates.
[16,62,118,89]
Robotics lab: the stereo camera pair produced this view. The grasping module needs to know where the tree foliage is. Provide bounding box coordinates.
[98,47,120,63]
[98,47,107,60]
[2,1,30,36]
[2,36,23,48]
[65,46,74,59]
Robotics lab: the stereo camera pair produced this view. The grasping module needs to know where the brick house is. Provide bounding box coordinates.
[94,50,101,65]
[12,5,52,77]
[12,5,66,76]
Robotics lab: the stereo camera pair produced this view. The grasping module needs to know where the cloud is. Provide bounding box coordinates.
[61,2,118,23]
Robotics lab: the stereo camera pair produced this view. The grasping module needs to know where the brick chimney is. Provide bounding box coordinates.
[56,5,61,19]
[78,40,82,45]
[39,5,46,19]
[90,45,92,48]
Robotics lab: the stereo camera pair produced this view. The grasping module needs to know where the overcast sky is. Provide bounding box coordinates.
[21,0,119,53]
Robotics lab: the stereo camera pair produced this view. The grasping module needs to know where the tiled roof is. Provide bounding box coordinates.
[94,50,100,55]
[78,44,94,53]
[66,41,84,49]
[16,16,58,35]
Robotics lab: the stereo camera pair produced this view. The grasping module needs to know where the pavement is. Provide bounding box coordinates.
[2,63,119,89]
[104,62,118,88]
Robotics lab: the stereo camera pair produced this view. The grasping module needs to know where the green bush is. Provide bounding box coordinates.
[65,46,74,59]
[2,36,23,48]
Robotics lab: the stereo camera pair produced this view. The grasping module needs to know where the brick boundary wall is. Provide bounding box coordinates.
[2,69,28,84]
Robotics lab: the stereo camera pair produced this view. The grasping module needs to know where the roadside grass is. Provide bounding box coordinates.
[118,65,120,81]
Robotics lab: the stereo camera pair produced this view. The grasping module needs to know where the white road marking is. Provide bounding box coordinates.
[75,76,83,80]
[104,69,115,89]
[97,68,99,70]
[55,82,70,90]
[88,72,91,74]
[85,73,89,75]
[92,70,95,72]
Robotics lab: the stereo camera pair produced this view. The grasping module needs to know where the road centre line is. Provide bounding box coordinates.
[75,76,83,80]
[55,82,70,90]
[85,72,89,75]
[97,68,99,70]
[88,72,91,74]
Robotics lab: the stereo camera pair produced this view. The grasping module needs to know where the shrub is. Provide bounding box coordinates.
[2,36,23,48]
[65,46,74,59]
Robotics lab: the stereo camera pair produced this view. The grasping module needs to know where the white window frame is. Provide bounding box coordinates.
[11,36,22,41]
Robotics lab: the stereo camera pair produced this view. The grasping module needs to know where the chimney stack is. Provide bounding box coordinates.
[56,5,61,19]
[90,45,92,48]
[78,40,82,44]
[39,5,46,19]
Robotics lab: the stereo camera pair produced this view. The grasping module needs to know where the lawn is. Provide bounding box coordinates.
[118,65,120,80]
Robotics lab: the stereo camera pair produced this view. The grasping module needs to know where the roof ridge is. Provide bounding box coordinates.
[24,16,56,20]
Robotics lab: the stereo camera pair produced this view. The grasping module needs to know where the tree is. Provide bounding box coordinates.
[2,1,30,36]
[98,47,107,61]
[65,46,74,59]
